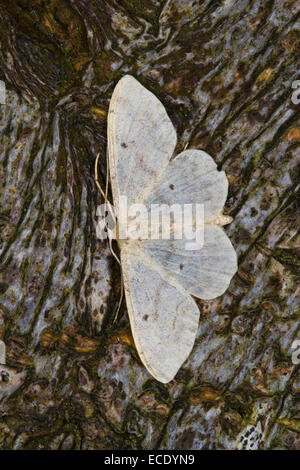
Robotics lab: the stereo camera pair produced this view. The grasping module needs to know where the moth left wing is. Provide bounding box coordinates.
[108,75,177,213]
[121,245,200,383]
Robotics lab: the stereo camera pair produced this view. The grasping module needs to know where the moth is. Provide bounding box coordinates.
[100,75,237,383]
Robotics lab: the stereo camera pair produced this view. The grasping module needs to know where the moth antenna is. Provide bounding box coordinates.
[95,152,109,203]
[105,149,109,204]
[113,271,124,323]
[95,152,121,265]
[109,237,121,265]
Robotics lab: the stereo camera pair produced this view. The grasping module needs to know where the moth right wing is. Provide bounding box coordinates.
[140,225,237,300]
[108,75,177,213]
[146,149,229,223]
[142,149,237,299]
[121,245,200,383]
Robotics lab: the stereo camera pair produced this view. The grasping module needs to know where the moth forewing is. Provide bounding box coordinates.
[107,74,177,213]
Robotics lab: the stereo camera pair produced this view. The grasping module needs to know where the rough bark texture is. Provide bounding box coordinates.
[0,0,299,450]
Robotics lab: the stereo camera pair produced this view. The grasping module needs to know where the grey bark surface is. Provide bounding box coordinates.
[0,0,299,450]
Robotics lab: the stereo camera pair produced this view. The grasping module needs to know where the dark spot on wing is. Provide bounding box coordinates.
[169,184,175,190]
[143,315,149,321]
[180,264,184,270]
[0,370,9,383]
[121,142,128,148]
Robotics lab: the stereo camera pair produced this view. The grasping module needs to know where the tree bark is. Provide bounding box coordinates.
[0,0,299,450]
